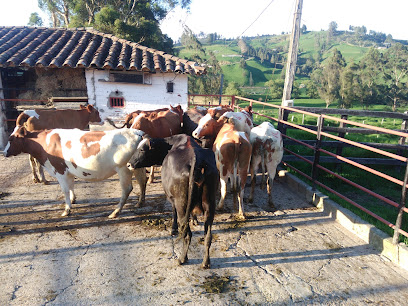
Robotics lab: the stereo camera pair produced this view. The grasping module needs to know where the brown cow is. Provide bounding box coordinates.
[14,105,103,184]
[129,105,184,183]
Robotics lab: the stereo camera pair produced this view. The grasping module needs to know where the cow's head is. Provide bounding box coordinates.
[192,112,227,139]
[83,104,103,124]
[3,126,28,157]
[170,104,184,122]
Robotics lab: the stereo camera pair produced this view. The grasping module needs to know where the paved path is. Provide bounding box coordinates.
[1,155,408,305]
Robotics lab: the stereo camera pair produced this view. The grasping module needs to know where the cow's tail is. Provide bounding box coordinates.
[232,143,240,209]
[180,154,199,238]
[105,118,127,129]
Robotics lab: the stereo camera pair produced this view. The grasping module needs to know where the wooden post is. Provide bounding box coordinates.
[393,161,408,244]
[282,0,303,104]
[335,114,348,172]
[0,74,8,149]
[311,115,324,190]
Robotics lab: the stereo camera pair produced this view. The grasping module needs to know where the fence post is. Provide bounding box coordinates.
[231,96,235,109]
[393,161,408,244]
[397,111,408,158]
[335,114,348,172]
[311,115,324,190]
[277,107,289,136]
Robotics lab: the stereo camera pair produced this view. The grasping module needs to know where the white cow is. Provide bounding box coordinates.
[4,127,146,218]
[248,122,283,207]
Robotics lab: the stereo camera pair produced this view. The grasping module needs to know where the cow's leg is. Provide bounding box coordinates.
[171,204,178,236]
[237,166,248,220]
[260,158,266,190]
[132,168,147,208]
[29,155,40,183]
[217,176,228,210]
[202,209,213,269]
[109,167,133,218]
[147,166,155,184]
[266,161,278,208]
[36,160,49,185]
[58,175,75,217]
[248,158,257,203]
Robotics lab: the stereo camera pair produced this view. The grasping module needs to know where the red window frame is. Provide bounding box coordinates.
[110,97,125,108]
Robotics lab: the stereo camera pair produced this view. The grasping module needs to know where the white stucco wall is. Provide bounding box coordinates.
[85,69,188,120]
[0,74,8,149]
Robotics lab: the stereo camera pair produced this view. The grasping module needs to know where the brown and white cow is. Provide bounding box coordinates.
[248,122,283,207]
[3,126,145,218]
[14,105,103,184]
[192,106,253,148]
[213,117,252,219]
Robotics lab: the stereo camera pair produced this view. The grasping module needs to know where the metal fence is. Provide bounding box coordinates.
[188,94,408,245]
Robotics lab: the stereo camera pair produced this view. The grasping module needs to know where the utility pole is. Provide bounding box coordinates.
[282,0,303,105]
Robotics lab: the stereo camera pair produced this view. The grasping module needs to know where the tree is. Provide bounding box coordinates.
[35,0,191,52]
[28,12,43,26]
[266,79,284,99]
[358,48,384,109]
[38,0,71,27]
[180,27,223,95]
[224,82,242,96]
[301,24,307,34]
[327,21,338,41]
[339,63,359,108]
[311,48,346,108]
[383,43,408,111]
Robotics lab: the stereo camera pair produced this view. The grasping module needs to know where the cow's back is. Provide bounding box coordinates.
[51,128,144,180]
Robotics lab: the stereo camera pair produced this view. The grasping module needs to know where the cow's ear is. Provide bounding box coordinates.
[87,104,94,111]
[228,117,236,125]
[79,104,86,109]
[219,116,229,124]
[17,127,27,137]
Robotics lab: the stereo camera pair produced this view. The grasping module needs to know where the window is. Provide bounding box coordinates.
[110,97,125,108]
[107,72,151,85]
[167,81,174,93]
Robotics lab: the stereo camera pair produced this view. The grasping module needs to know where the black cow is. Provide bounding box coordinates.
[128,134,218,268]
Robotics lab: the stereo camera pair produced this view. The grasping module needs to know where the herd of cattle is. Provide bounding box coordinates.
[2,103,283,268]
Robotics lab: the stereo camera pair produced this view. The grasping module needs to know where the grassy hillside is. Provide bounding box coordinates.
[177,30,406,92]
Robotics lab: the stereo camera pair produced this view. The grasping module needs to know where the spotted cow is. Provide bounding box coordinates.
[3,126,145,218]
[14,105,103,184]
[192,106,253,148]
[248,122,283,207]
[213,117,252,219]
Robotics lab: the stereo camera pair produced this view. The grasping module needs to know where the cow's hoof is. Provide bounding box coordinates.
[43,181,50,185]
[177,257,188,265]
[108,210,120,219]
[201,261,211,269]
[236,214,246,221]
[216,205,224,211]
[61,210,70,217]
[171,229,178,236]
[33,178,40,183]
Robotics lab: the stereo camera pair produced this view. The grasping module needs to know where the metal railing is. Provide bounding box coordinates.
[220,95,408,244]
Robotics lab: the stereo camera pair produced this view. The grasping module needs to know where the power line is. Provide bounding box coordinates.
[238,0,277,38]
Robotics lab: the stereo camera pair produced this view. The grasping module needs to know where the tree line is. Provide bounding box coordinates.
[29,0,191,53]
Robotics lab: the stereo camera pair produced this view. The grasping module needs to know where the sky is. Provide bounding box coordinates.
[0,0,407,41]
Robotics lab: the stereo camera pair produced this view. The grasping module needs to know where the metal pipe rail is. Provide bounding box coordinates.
[232,96,408,244]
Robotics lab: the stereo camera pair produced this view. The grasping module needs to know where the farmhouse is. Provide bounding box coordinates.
[0,26,205,148]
